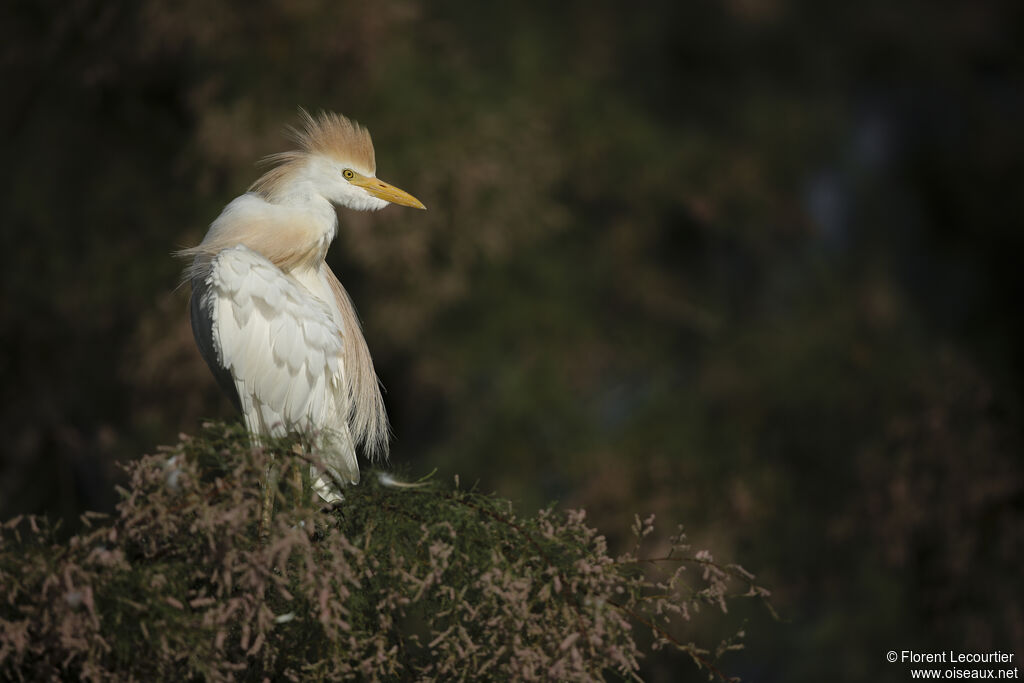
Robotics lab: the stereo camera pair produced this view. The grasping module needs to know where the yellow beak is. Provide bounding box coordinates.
[351,176,426,210]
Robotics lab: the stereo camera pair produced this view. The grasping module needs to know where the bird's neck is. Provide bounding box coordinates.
[261,174,321,209]
[268,186,338,271]
[186,191,338,279]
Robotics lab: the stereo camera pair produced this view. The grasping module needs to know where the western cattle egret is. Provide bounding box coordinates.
[180,110,424,509]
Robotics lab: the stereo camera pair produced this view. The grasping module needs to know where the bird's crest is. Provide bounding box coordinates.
[288,109,376,173]
[250,109,377,198]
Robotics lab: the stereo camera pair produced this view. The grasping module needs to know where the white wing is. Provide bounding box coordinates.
[196,245,359,489]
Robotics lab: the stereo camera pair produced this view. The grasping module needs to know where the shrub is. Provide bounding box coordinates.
[0,422,770,681]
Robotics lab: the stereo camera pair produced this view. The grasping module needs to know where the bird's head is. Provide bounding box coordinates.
[250,110,425,212]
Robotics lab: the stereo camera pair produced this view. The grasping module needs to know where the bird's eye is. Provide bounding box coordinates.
[342,169,355,180]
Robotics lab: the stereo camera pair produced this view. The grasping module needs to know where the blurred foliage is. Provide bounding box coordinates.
[1,0,1022,680]
[0,423,767,681]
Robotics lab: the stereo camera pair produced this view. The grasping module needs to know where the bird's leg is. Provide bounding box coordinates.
[258,455,278,540]
[289,443,307,508]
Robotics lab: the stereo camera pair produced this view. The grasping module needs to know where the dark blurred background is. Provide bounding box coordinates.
[1,0,1021,680]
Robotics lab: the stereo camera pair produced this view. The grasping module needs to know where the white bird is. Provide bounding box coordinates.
[179,110,424,507]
